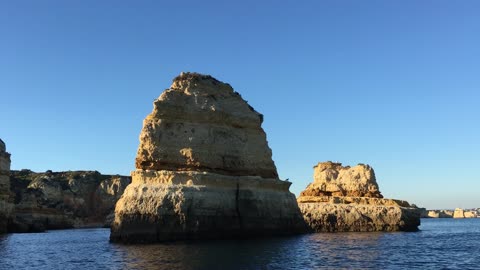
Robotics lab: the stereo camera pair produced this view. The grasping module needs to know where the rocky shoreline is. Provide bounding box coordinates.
[422,208,479,218]
[7,169,130,233]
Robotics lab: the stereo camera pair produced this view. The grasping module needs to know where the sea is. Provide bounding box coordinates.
[1,219,479,270]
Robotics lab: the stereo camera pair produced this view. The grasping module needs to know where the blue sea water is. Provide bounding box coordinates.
[1,219,480,269]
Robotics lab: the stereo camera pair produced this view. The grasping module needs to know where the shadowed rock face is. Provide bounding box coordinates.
[0,139,13,233]
[9,170,131,232]
[111,73,306,243]
[298,162,420,232]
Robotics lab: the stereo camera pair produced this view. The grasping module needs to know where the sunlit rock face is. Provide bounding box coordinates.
[452,208,478,218]
[453,208,466,218]
[426,210,454,218]
[134,72,277,179]
[110,73,306,243]
[298,162,420,232]
[300,161,382,198]
[0,139,13,233]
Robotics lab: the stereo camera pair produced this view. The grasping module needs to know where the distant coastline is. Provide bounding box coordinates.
[421,208,479,218]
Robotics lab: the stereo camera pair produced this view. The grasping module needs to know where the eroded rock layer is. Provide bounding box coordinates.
[111,73,306,243]
[135,72,277,179]
[298,162,420,232]
[0,139,13,233]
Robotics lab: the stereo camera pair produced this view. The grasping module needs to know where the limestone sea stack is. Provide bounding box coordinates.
[0,139,14,233]
[298,161,420,232]
[110,72,306,243]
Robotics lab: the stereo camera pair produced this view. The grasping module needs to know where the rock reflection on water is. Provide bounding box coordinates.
[112,233,386,270]
[112,237,293,270]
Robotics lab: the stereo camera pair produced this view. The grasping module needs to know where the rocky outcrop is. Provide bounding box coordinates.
[453,208,478,218]
[9,170,130,232]
[422,209,480,218]
[425,210,454,218]
[453,208,465,218]
[300,162,382,198]
[111,72,306,243]
[0,139,14,233]
[298,162,420,232]
[463,211,478,218]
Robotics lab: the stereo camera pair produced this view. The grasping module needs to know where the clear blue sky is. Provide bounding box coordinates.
[1,1,479,209]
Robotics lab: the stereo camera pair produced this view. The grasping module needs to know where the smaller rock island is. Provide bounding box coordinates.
[298,161,420,232]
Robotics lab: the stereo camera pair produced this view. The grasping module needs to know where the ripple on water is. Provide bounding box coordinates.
[1,219,480,269]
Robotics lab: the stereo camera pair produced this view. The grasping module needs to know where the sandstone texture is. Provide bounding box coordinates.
[111,73,306,243]
[9,170,130,232]
[134,73,277,179]
[0,139,14,233]
[301,162,382,198]
[298,162,420,232]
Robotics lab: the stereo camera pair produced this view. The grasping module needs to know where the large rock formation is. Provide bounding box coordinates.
[110,72,306,243]
[0,139,14,233]
[9,170,130,232]
[298,162,420,232]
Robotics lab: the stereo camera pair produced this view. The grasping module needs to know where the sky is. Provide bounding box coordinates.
[1,1,479,209]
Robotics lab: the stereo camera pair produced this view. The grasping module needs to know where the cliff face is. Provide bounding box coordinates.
[110,73,306,243]
[0,139,14,233]
[298,162,420,232]
[10,170,130,232]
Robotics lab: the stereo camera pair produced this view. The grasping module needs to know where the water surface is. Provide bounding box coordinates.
[1,219,479,269]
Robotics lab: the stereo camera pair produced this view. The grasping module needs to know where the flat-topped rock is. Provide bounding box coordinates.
[298,161,420,232]
[110,73,306,243]
[301,161,382,198]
